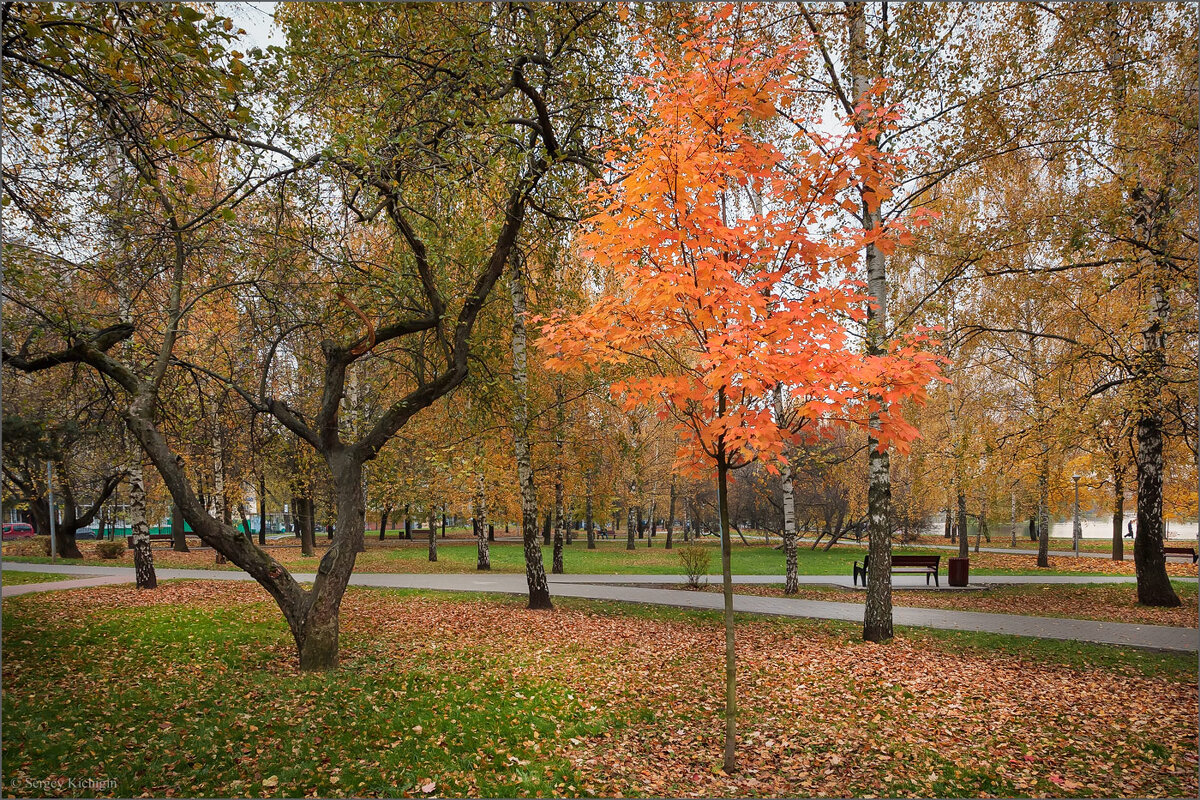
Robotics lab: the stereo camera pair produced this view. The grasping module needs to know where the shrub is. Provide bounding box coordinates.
[5,536,52,557]
[95,540,126,559]
[678,545,710,589]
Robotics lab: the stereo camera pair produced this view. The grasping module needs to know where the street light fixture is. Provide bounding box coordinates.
[1072,473,1082,556]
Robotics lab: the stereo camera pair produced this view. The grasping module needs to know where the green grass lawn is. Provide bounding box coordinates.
[1,591,613,798]
[2,537,1168,578]
[313,539,1158,577]
[1,570,79,586]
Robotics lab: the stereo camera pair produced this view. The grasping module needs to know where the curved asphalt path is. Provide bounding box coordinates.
[3,561,1196,653]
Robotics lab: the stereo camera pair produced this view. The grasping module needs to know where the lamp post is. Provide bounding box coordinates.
[1072,473,1082,556]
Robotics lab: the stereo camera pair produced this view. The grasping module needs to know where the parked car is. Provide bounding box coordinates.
[2,522,36,540]
[75,527,101,540]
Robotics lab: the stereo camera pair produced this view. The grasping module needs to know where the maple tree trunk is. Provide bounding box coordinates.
[944,503,952,538]
[1037,460,1050,568]
[294,457,366,671]
[300,496,316,557]
[428,509,437,562]
[404,504,412,540]
[26,496,50,540]
[441,510,446,539]
[1111,469,1124,562]
[56,520,83,559]
[258,476,268,547]
[129,458,156,589]
[171,502,189,552]
[665,478,676,550]
[626,503,636,551]
[379,505,391,541]
[586,491,595,550]
[716,439,737,774]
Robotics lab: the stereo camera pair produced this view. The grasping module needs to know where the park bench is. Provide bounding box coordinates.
[853,554,941,587]
[1163,545,1198,563]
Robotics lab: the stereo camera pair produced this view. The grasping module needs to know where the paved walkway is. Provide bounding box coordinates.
[1,573,132,596]
[4,562,1195,652]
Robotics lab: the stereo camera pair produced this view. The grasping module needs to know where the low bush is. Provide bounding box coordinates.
[95,540,126,560]
[4,536,52,557]
[678,545,710,589]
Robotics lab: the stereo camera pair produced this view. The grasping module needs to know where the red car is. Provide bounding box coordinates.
[2,522,36,540]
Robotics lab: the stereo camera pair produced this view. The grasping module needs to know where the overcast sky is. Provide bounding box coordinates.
[222,1,280,50]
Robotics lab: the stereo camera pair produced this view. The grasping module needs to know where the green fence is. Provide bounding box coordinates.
[105,522,260,537]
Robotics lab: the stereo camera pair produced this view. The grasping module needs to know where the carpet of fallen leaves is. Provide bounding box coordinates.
[694,583,1198,628]
[958,552,1198,578]
[909,536,1119,554]
[4,581,1196,798]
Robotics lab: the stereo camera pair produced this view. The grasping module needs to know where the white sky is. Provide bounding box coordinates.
[220,1,281,50]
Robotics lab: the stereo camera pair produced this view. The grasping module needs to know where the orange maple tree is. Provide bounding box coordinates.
[539,5,942,773]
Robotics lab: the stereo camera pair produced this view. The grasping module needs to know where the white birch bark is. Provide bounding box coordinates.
[212,426,228,564]
[510,260,550,607]
[773,385,799,594]
[475,468,489,570]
